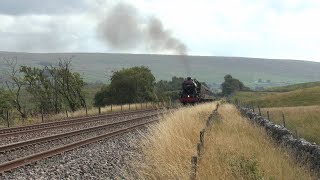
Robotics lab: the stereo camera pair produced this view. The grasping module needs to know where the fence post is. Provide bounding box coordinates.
[85,106,88,116]
[111,104,113,112]
[6,111,9,127]
[200,129,205,147]
[282,113,286,127]
[66,110,68,118]
[197,143,202,157]
[41,109,44,123]
[267,111,270,120]
[190,156,198,180]
[98,107,101,114]
[121,104,123,112]
[258,106,261,116]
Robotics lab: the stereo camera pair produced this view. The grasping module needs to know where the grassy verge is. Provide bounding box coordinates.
[0,102,157,128]
[132,103,315,179]
[260,106,320,144]
[131,103,215,179]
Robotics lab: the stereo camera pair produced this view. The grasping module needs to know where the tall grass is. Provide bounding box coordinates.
[131,103,215,179]
[198,104,314,179]
[0,102,156,128]
[261,106,320,144]
[131,103,316,179]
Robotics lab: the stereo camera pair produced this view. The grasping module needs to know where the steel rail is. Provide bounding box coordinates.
[0,108,157,137]
[0,113,160,153]
[0,118,158,173]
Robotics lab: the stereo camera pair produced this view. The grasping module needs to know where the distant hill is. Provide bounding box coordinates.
[1,51,320,88]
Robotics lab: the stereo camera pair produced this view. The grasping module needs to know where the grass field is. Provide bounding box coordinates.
[233,86,320,107]
[130,103,315,179]
[266,81,320,92]
[260,106,320,144]
[232,84,320,146]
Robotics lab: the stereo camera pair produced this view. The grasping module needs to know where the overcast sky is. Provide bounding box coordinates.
[0,0,320,62]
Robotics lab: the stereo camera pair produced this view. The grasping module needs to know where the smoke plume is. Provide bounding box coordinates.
[97,3,188,55]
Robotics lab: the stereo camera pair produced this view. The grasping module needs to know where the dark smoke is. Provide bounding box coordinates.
[97,3,188,55]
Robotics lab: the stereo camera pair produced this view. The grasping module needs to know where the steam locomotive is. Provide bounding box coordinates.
[179,77,215,105]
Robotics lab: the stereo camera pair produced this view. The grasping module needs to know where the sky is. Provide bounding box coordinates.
[0,0,320,62]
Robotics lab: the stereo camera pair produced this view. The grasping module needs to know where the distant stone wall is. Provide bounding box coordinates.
[238,107,320,175]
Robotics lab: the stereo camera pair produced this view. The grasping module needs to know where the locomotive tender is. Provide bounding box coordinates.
[179,77,215,105]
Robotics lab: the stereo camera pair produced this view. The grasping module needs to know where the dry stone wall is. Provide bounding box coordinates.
[239,107,320,175]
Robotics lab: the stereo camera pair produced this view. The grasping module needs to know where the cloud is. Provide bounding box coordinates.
[0,0,319,62]
[0,0,88,15]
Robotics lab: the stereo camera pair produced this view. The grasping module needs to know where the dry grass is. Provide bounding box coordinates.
[1,103,156,128]
[132,103,316,179]
[198,104,315,179]
[132,103,216,179]
[260,106,320,144]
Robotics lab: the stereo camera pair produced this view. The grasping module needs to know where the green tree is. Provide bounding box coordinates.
[94,66,155,106]
[221,74,249,96]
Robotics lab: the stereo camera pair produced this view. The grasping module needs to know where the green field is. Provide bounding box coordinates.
[233,86,320,107]
[233,83,320,144]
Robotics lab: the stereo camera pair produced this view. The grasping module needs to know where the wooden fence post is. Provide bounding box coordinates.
[111,104,113,112]
[98,107,101,114]
[66,110,68,118]
[6,111,9,127]
[190,156,198,180]
[121,104,123,112]
[200,129,205,147]
[197,143,201,157]
[282,113,286,127]
[85,107,88,116]
[267,111,270,120]
[258,106,261,116]
[41,110,44,123]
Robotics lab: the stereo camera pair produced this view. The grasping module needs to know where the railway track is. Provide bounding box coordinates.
[0,108,157,137]
[0,110,164,173]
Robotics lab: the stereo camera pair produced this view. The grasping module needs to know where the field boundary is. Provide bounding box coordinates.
[189,103,220,180]
[237,105,320,176]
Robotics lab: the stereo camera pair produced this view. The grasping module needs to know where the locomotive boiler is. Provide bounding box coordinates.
[179,77,215,105]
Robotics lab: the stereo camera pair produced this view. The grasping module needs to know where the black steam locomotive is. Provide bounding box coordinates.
[179,77,215,105]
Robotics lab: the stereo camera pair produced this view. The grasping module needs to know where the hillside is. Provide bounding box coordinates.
[1,51,320,87]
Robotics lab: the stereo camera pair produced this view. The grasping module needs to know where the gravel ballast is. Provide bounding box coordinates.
[0,111,156,146]
[0,127,147,179]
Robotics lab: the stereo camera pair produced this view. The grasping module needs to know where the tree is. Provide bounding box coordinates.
[221,74,249,96]
[1,58,28,124]
[46,59,87,112]
[0,88,13,125]
[94,66,155,106]
[154,76,184,101]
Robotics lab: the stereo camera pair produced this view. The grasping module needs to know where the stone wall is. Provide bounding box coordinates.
[238,107,320,175]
